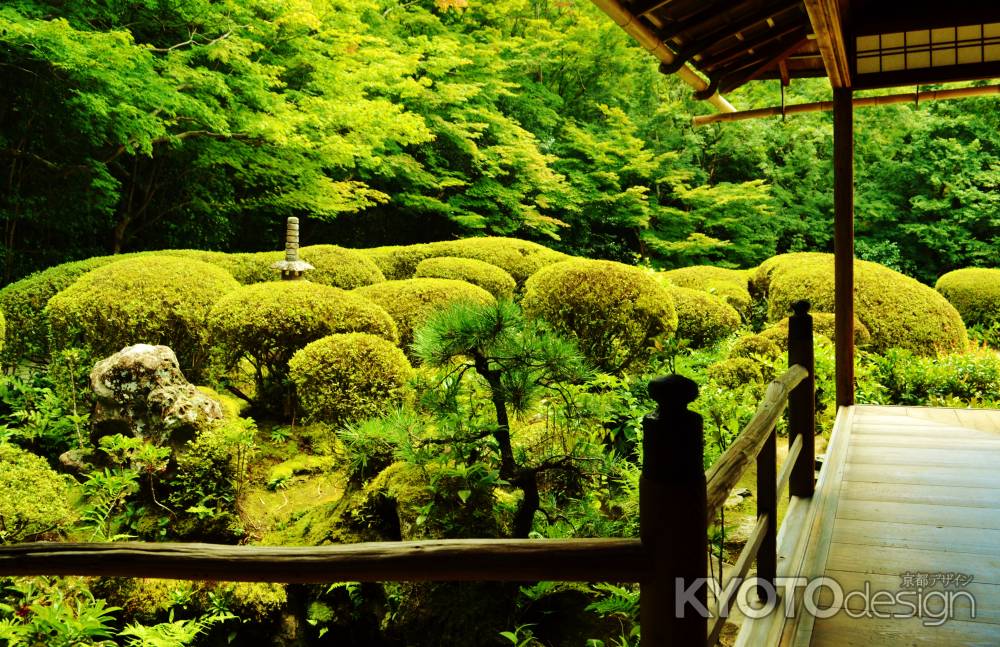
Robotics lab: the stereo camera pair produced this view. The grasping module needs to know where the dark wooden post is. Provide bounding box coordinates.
[788,300,816,498]
[833,86,855,407]
[640,375,706,646]
[755,417,777,599]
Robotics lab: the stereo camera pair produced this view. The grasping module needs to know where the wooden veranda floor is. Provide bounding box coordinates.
[741,405,1000,646]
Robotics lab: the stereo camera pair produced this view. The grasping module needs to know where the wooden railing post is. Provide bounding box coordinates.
[788,300,816,498]
[640,374,706,646]
[755,419,777,600]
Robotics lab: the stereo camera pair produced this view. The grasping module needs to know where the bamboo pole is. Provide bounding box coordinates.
[590,0,736,114]
[692,83,1000,126]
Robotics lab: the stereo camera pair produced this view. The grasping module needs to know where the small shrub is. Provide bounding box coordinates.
[936,268,1000,329]
[666,286,741,348]
[757,253,967,355]
[706,357,764,389]
[522,259,677,372]
[290,333,414,425]
[353,279,495,350]
[866,348,1000,407]
[660,266,752,317]
[46,256,240,374]
[729,334,782,360]
[0,256,119,366]
[430,237,570,284]
[415,257,516,299]
[208,281,397,410]
[0,443,75,541]
[359,244,438,280]
[299,244,386,289]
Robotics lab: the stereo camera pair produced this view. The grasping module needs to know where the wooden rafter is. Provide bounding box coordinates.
[720,35,811,93]
[701,22,806,72]
[803,0,851,87]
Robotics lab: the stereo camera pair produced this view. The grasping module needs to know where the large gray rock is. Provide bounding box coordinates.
[90,344,223,447]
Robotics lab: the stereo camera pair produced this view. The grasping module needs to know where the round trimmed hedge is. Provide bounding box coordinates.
[359,245,438,281]
[46,255,240,372]
[0,256,120,365]
[289,333,413,425]
[299,244,385,289]
[415,257,516,299]
[522,259,677,372]
[755,253,967,355]
[209,281,398,408]
[707,357,764,388]
[729,334,782,360]
[935,268,1000,329]
[430,238,569,285]
[353,279,495,350]
[667,286,741,348]
[660,266,752,319]
[0,443,75,542]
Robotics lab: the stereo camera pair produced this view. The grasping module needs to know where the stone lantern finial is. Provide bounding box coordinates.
[271,217,314,280]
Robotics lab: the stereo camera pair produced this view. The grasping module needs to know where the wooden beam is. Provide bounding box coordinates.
[0,538,647,583]
[833,87,854,407]
[779,59,791,86]
[591,0,736,113]
[719,36,812,93]
[803,0,851,87]
[690,83,1000,125]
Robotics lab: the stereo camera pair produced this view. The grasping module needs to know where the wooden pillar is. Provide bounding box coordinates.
[788,300,815,498]
[833,87,855,407]
[640,375,706,646]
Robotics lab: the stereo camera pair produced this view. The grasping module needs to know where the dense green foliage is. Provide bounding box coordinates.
[415,257,517,299]
[354,278,495,350]
[46,256,239,373]
[523,259,677,372]
[298,245,386,289]
[666,286,741,348]
[289,333,413,425]
[208,281,398,411]
[0,442,75,542]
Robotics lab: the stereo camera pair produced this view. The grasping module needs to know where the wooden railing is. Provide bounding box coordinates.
[0,302,816,647]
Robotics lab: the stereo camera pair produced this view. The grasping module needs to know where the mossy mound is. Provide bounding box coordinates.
[290,333,414,425]
[729,334,782,360]
[667,286,741,348]
[936,268,1000,329]
[661,265,753,319]
[46,255,240,373]
[430,237,569,285]
[750,252,829,298]
[299,244,386,289]
[415,257,516,299]
[0,443,75,541]
[353,278,495,350]
[359,244,438,280]
[0,255,119,365]
[755,253,968,355]
[760,312,871,350]
[522,259,677,372]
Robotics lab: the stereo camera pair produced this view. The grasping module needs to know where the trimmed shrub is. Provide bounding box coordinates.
[522,259,677,372]
[430,237,570,284]
[667,286,741,348]
[208,281,397,410]
[760,312,871,350]
[415,257,516,299]
[936,268,1000,329]
[729,334,782,360]
[0,443,75,541]
[354,279,495,350]
[0,256,119,365]
[290,333,413,425]
[46,256,239,373]
[707,358,764,388]
[661,266,752,319]
[299,244,386,289]
[868,348,1000,407]
[750,252,828,299]
[157,250,282,285]
[757,253,967,355]
[359,245,437,280]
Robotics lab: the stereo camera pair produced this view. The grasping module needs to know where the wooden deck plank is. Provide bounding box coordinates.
[849,434,1000,450]
[809,614,1000,646]
[844,463,1000,489]
[831,518,1000,556]
[825,542,1000,585]
[847,445,1000,468]
[840,481,1000,510]
[836,499,1000,530]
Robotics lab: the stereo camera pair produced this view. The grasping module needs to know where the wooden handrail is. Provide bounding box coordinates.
[707,514,770,645]
[0,539,646,583]
[776,434,804,496]
[705,363,808,521]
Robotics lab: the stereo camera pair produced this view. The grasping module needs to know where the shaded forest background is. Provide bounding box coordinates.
[1,0,997,285]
